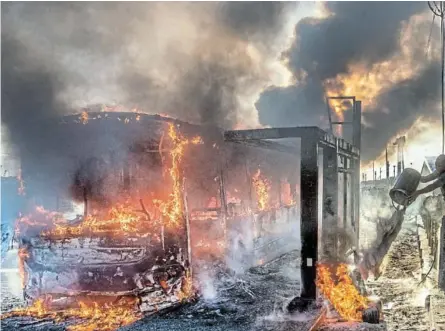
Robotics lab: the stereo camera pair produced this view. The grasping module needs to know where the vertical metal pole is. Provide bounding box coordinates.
[440,5,445,154]
[300,136,319,300]
[219,166,228,248]
[353,100,361,247]
[317,147,324,260]
[182,178,192,277]
[429,2,445,152]
[438,216,445,289]
[322,146,338,258]
[352,101,362,150]
[326,97,334,134]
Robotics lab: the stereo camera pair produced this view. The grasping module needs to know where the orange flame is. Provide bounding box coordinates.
[252,169,270,211]
[154,123,202,228]
[280,181,295,206]
[158,113,173,119]
[79,112,89,125]
[316,263,368,321]
[177,272,193,302]
[40,205,160,239]
[1,296,140,331]
[16,125,202,239]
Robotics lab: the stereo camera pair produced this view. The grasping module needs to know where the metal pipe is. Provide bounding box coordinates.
[300,139,319,299]
[440,5,445,154]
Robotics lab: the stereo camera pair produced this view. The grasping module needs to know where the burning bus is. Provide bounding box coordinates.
[15,107,301,314]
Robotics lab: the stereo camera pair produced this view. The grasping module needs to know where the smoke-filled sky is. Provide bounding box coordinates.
[1,1,442,166]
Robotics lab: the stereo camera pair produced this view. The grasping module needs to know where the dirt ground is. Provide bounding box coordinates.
[1,251,327,331]
[364,226,430,331]
[0,220,433,331]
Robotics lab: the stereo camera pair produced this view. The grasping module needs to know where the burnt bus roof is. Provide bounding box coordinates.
[59,111,223,140]
[22,111,226,160]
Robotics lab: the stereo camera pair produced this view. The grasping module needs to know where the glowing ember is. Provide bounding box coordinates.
[280,181,295,206]
[252,169,270,211]
[79,111,89,125]
[1,296,141,331]
[316,263,369,321]
[17,168,25,195]
[177,272,193,302]
[155,123,202,228]
[40,205,159,239]
[158,113,173,118]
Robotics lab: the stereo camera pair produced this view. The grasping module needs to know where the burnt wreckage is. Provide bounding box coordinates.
[16,100,361,313]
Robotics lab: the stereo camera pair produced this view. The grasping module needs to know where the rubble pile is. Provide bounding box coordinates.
[365,228,429,331]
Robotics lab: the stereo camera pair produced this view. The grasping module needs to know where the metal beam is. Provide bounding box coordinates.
[300,138,319,300]
[224,126,325,141]
[225,127,360,158]
[226,139,298,155]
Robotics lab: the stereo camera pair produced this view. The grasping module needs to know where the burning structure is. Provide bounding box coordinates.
[12,109,302,318]
[6,97,378,329]
[15,111,208,317]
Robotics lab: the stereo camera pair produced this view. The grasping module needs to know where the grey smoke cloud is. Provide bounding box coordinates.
[1,1,296,144]
[1,1,296,203]
[257,2,439,162]
[362,62,441,162]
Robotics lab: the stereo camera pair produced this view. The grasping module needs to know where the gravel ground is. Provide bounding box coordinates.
[1,224,430,331]
[0,250,326,331]
[364,227,430,331]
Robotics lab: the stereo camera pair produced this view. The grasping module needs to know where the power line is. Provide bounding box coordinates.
[428,1,445,154]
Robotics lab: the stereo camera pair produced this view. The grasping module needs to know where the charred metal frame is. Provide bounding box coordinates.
[224,123,361,300]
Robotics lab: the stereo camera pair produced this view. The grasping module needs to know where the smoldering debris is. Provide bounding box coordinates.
[1,251,307,331]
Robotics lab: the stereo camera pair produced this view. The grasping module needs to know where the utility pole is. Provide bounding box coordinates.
[393,136,406,176]
[429,2,445,153]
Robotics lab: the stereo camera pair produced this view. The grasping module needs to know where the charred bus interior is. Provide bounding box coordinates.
[15,106,361,318]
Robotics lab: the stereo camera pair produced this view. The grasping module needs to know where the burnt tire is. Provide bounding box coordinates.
[362,306,379,324]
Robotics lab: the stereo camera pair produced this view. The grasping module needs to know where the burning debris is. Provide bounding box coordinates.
[3,119,202,330]
[0,296,141,331]
[252,169,271,211]
[2,111,307,331]
[316,263,369,322]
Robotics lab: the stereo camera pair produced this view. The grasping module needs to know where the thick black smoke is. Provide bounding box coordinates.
[120,2,297,128]
[257,2,439,162]
[1,2,295,205]
[1,2,295,141]
[362,62,441,161]
[1,35,68,158]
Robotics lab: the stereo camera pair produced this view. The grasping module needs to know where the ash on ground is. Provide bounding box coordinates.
[1,250,324,331]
